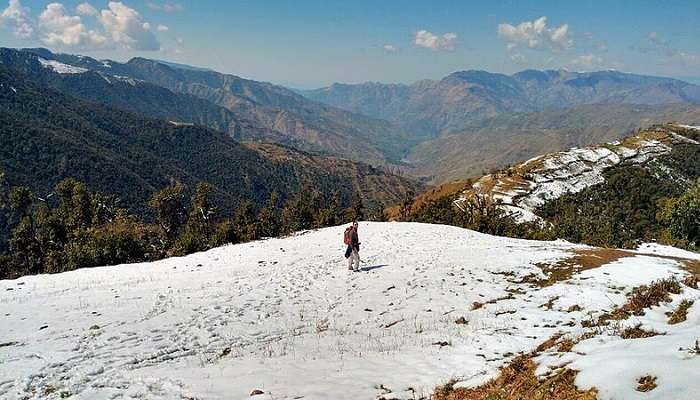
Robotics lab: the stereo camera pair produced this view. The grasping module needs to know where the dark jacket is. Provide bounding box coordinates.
[349,228,360,252]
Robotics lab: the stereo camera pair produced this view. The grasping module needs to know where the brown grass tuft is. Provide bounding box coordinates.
[535,333,565,353]
[636,375,657,392]
[431,355,597,400]
[472,294,515,311]
[523,249,635,288]
[682,275,699,289]
[619,324,664,339]
[680,260,700,277]
[599,278,681,324]
[667,299,694,325]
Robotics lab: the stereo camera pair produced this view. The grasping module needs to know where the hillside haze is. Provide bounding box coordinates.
[0,62,423,219]
[7,47,700,184]
[11,48,412,167]
[304,69,700,135]
[304,69,700,181]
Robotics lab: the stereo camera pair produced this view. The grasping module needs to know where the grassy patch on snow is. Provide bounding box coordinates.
[667,299,694,324]
[619,324,665,339]
[523,248,635,288]
[597,278,681,324]
[432,354,597,400]
[636,375,658,392]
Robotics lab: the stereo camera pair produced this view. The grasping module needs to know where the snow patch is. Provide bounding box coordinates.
[536,254,700,400]
[456,127,687,222]
[38,58,88,74]
[1,222,697,399]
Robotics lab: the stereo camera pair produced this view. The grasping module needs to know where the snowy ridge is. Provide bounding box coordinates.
[37,58,88,74]
[1,222,699,399]
[456,124,699,223]
[97,72,142,86]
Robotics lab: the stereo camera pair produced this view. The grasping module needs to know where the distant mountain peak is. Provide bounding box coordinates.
[155,59,214,72]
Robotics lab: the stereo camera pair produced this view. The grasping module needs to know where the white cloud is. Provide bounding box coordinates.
[0,0,34,38]
[157,24,168,32]
[498,16,573,55]
[99,2,160,51]
[146,2,183,13]
[39,2,107,48]
[76,2,97,17]
[678,51,700,65]
[382,43,398,53]
[645,31,700,68]
[414,29,457,51]
[568,54,604,71]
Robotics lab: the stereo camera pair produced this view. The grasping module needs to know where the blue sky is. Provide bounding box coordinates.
[1,0,699,87]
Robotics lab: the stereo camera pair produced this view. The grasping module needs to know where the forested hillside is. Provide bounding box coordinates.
[398,125,700,251]
[15,48,412,166]
[0,64,422,222]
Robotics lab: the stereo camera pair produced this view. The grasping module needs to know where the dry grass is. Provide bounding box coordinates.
[679,260,700,276]
[471,294,515,311]
[385,180,470,219]
[534,333,564,353]
[636,375,658,392]
[619,324,664,339]
[535,332,595,354]
[682,275,699,289]
[512,155,546,176]
[492,175,532,195]
[622,128,672,147]
[667,300,694,325]
[599,278,681,324]
[523,249,635,288]
[433,332,602,400]
[432,355,597,400]
[540,296,560,311]
[566,305,583,313]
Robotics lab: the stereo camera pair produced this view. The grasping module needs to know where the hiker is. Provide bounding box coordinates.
[344,221,360,272]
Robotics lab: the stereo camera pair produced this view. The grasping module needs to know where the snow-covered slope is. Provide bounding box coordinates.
[1,223,699,399]
[455,124,700,222]
[37,58,88,74]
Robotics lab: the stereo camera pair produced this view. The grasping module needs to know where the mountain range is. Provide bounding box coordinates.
[304,69,700,181]
[407,103,700,181]
[304,69,700,135]
[5,47,700,185]
[10,48,411,166]
[0,61,422,223]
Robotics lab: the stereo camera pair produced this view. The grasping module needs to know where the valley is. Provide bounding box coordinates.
[1,6,700,397]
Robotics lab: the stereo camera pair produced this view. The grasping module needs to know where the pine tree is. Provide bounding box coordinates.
[283,190,315,233]
[347,192,365,221]
[190,182,217,226]
[399,189,415,221]
[54,179,93,232]
[8,186,32,217]
[149,181,187,240]
[314,191,340,228]
[171,182,218,255]
[234,200,260,241]
[258,192,282,237]
[658,180,700,248]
